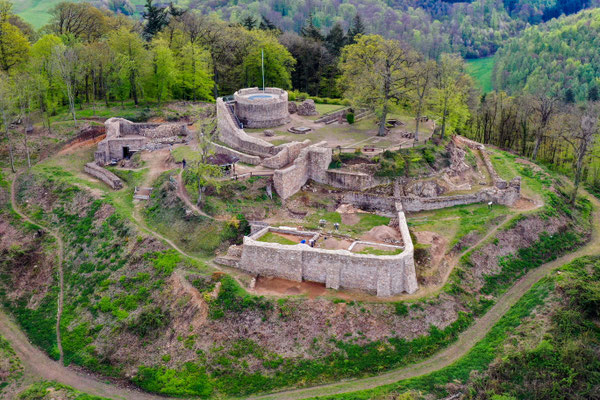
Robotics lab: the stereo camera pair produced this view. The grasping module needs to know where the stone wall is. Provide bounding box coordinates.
[273,141,332,199]
[212,143,262,165]
[343,177,521,213]
[262,140,311,169]
[234,88,290,128]
[341,192,398,215]
[84,162,123,190]
[239,206,418,296]
[216,98,277,157]
[326,170,390,191]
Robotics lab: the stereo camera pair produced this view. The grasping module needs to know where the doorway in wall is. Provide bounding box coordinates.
[123,146,131,159]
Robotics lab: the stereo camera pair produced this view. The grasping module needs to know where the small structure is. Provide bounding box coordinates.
[288,126,312,134]
[206,153,239,175]
[94,118,189,165]
[134,187,153,200]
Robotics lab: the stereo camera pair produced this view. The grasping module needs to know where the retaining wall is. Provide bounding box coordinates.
[273,141,332,199]
[326,170,389,191]
[216,98,276,157]
[343,178,521,213]
[212,143,262,165]
[239,206,417,296]
[84,162,123,190]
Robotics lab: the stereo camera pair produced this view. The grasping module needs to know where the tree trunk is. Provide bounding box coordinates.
[377,102,388,137]
[130,69,138,105]
[2,111,15,173]
[440,94,448,140]
[532,129,542,161]
[571,144,588,205]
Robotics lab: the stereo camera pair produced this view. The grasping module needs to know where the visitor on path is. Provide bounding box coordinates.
[182,159,187,169]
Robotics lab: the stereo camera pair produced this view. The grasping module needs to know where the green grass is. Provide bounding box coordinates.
[466,56,495,93]
[257,231,298,245]
[356,246,403,256]
[171,145,201,163]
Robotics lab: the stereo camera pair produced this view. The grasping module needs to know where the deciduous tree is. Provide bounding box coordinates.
[340,34,418,136]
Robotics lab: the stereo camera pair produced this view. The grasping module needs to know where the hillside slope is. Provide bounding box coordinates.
[494,9,600,101]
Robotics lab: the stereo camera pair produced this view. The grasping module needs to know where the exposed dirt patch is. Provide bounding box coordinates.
[253,276,327,299]
[317,236,353,250]
[360,225,403,244]
[340,212,360,225]
[511,196,539,211]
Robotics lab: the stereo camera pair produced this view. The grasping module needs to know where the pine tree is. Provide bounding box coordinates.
[241,15,257,30]
[300,15,324,42]
[259,16,277,31]
[142,0,169,40]
[325,22,346,56]
[588,86,599,101]
[348,14,365,44]
[565,88,575,103]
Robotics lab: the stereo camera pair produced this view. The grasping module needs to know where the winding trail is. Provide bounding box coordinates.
[10,173,65,366]
[2,171,599,399]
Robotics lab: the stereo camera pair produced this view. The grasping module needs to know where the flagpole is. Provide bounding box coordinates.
[261,49,265,91]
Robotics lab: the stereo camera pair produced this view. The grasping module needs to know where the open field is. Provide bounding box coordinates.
[466,56,495,93]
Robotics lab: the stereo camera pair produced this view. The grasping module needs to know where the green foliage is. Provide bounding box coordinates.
[17,381,110,400]
[208,276,272,320]
[145,250,181,275]
[134,363,213,397]
[495,9,600,101]
[129,306,170,338]
[394,302,409,317]
[346,112,355,124]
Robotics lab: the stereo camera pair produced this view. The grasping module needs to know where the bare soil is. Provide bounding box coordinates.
[317,236,353,250]
[253,277,327,299]
[359,225,403,244]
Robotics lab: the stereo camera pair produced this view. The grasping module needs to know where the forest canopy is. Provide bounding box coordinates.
[494,9,600,102]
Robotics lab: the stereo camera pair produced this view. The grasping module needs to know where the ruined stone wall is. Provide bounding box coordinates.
[239,207,418,296]
[95,118,188,164]
[212,143,262,165]
[84,163,123,190]
[216,98,276,157]
[341,192,398,214]
[234,88,290,128]
[273,142,332,199]
[262,140,311,169]
[326,170,391,191]
[343,178,521,213]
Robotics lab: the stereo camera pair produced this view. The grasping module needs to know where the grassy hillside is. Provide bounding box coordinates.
[14,0,148,28]
[466,56,495,93]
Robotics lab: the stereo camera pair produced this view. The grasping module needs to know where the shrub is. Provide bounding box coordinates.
[129,306,170,338]
[346,112,355,124]
[394,302,409,316]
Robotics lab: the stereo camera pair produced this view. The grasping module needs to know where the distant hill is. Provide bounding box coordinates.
[494,9,600,101]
